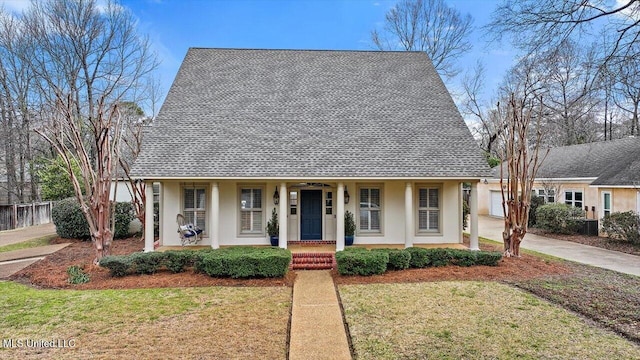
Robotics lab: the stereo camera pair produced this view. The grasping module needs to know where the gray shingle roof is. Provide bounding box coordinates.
[131,48,491,179]
[492,137,640,186]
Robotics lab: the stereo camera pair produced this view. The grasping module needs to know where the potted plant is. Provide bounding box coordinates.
[266,208,279,246]
[345,210,355,246]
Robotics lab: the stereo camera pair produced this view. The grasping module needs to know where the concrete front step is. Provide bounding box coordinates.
[290,252,336,270]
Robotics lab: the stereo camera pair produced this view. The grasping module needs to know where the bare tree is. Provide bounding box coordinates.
[496,94,547,257]
[536,40,601,145]
[372,0,473,78]
[611,43,640,136]
[0,8,39,203]
[487,0,640,67]
[21,0,157,262]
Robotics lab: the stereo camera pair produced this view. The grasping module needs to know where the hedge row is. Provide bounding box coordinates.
[406,247,503,268]
[194,247,291,278]
[99,247,291,278]
[336,247,502,276]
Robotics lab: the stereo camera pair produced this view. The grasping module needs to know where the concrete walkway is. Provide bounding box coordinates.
[0,222,56,246]
[0,223,65,279]
[479,216,640,277]
[289,270,351,360]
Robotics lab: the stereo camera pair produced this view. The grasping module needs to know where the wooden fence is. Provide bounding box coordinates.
[0,202,53,231]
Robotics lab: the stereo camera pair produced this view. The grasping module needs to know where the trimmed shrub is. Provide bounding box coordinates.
[52,197,90,239]
[67,265,90,284]
[428,248,452,267]
[129,252,166,275]
[99,255,132,277]
[406,247,430,268]
[335,248,388,276]
[406,247,503,268]
[113,202,135,239]
[475,251,503,266]
[536,203,584,234]
[52,197,136,240]
[164,250,196,273]
[194,247,291,278]
[372,248,411,270]
[601,211,640,245]
[448,250,476,267]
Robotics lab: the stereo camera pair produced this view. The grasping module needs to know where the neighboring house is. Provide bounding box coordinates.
[130,48,492,251]
[479,137,640,220]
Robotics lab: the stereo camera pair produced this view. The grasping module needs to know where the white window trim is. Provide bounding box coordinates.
[181,184,208,236]
[415,184,442,235]
[237,185,266,237]
[602,190,612,218]
[564,189,584,209]
[356,184,383,236]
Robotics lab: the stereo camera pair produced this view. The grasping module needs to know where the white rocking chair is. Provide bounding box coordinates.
[176,214,203,246]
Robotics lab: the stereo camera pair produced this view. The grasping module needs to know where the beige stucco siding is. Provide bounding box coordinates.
[478,179,598,217]
[599,188,640,215]
[157,179,464,247]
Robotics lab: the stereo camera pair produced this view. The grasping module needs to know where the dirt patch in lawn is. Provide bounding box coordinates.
[529,227,640,256]
[10,236,569,290]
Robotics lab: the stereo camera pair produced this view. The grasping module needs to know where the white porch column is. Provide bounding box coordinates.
[469,181,480,251]
[210,182,220,249]
[336,182,345,251]
[278,182,288,249]
[144,181,155,252]
[405,182,414,248]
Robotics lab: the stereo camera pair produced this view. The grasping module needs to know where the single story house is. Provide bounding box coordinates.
[479,136,640,220]
[130,48,492,252]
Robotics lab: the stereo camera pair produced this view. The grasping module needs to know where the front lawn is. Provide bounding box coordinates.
[339,281,640,359]
[509,262,640,343]
[0,281,291,359]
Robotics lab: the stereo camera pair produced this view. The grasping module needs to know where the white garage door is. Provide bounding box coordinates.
[490,191,504,218]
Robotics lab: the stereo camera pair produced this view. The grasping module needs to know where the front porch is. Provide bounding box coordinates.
[144,179,481,253]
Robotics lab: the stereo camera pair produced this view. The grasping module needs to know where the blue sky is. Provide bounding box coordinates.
[1,0,517,112]
[122,0,516,110]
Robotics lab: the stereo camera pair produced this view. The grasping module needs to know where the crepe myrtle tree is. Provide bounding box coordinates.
[496,94,548,257]
[25,0,157,263]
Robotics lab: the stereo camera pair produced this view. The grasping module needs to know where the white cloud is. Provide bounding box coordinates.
[615,0,640,21]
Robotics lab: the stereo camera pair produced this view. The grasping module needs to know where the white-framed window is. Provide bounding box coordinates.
[325,191,333,215]
[358,186,382,233]
[564,190,583,209]
[417,186,440,233]
[183,187,206,233]
[239,187,263,234]
[533,188,555,203]
[289,191,298,215]
[602,191,612,218]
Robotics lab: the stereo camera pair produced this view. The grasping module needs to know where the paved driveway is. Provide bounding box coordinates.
[478,215,640,277]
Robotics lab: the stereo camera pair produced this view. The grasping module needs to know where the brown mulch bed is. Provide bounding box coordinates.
[528,228,640,256]
[10,237,296,290]
[9,236,570,290]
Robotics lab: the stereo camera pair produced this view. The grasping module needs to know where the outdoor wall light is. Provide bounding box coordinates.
[273,187,280,205]
[344,187,350,204]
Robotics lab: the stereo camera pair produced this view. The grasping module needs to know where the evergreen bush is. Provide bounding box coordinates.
[601,211,640,245]
[335,248,388,276]
[536,203,584,234]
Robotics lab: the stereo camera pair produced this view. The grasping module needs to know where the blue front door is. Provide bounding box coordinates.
[300,190,322,240]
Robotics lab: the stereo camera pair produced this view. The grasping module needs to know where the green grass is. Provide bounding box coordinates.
[340,281,640,359]
[0,281,291,359]
[0,235,56,253]
[509,262,640,343]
